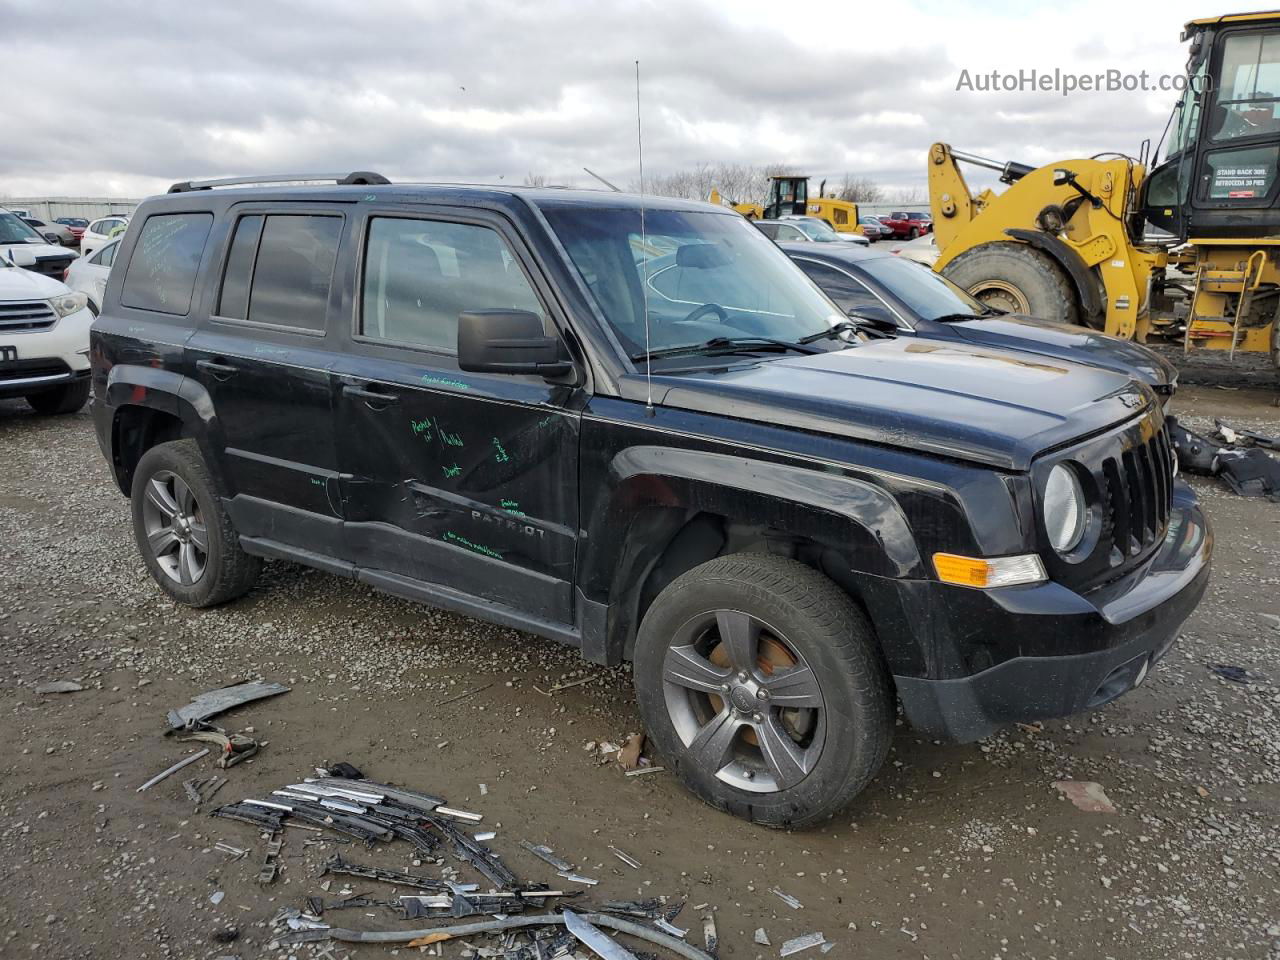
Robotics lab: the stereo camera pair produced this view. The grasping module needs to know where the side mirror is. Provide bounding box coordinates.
[457,309,573,377]
[847,303,899,330]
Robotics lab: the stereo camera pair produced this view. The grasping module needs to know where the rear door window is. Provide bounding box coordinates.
[215,213,342,331]
[120,212,214,315]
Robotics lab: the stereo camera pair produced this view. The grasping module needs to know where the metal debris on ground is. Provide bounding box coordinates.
[166,680,289,731]
[623,766,665,778]
[1210,663,1266,683]
[183,775,227,807]
[179,728,260,768]
[778,932,826,956]
[701,913,718,958]
[1052,779,1117,814]
[34,680,84,694]
[608,845,641,869]
[437,681,495,707]
[207,765,720,958]
[136,748,210,792]
[564,909,641,960]
[258,835,284,885]
[556,871,600,886]
[770,888,803,910]
[754,928,771,946]
[1168,415,1280,500]
[520,840,575,872]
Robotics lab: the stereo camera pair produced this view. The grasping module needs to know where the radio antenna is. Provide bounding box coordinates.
[636,59,654,416]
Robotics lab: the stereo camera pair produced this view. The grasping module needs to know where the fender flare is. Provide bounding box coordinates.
[579,446,925,664]
[104,365,222,493]
[1003,227,1104,325]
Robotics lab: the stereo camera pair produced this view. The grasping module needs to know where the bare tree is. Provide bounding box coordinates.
[836,174,884,204]
[891,184,926,204]
[523,172,549,187]
[630,161,793,206]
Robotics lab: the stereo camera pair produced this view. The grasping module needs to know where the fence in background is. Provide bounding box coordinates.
[1,197,141,220]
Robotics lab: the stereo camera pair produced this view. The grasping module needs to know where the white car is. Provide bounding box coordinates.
[0,251,94,413]
[22,216,76,246]
[80,215,130,260]
[889,232,939,266]
[0,209,77,280]
[64,239,118,313]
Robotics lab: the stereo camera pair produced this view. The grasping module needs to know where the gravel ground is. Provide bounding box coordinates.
[0,385,1277,960]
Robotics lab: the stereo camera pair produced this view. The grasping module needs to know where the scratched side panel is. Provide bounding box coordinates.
[334,351,580,624]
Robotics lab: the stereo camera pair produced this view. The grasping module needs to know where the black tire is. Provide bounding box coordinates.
[25,379,89,415]
[634,554,893,828]
[909,227,921,239]
[943,242,1080,325]
[130,439,261,607]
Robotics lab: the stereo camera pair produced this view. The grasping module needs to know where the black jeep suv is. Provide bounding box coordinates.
[90,173,1211,826]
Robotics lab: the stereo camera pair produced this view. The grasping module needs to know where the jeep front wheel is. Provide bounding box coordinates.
[634,554,893,827]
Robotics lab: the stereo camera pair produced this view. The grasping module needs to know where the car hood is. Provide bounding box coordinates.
[650,338,1152,471]
[945,315,1177,389]
[1,241,72,265]
[0,264,68,298]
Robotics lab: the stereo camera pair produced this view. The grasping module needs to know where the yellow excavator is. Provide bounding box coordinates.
[711,175,866,235]
[929,11,1280,365]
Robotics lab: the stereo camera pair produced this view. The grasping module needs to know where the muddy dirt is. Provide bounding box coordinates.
[0,384,1277,960]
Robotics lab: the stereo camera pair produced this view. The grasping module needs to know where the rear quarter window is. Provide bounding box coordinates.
[120,213,213,315]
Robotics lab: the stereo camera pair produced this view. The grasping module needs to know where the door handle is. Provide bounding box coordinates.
[196,358,238,378]
[342,383,401,406]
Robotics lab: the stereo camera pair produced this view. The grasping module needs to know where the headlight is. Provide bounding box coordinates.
[1043,463,1086,554]
[48,292,87,318]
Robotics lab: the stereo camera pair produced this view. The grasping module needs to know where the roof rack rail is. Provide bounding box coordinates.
[167,171,391,194]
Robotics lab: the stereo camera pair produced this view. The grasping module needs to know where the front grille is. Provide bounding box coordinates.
[0,358,71,383]
[26,255,74,279]
[0,299,58,332]
[1037,411,1175,593]
[1100,423,1174,565]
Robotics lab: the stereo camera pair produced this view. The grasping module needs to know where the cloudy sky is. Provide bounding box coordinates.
[1,0,1263,199]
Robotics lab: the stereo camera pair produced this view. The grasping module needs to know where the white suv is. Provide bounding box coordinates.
[0,251,93,414]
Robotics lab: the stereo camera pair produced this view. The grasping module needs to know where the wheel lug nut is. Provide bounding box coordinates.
[752,712,763,723]
[737,671,748,682]
[756,689,769,700]
[743,770,754,780]
[720,683,731,692]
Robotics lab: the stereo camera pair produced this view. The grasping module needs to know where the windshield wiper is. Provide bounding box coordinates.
[630,336,821,364]
[799,320,868,343]
[932,305,1005,323]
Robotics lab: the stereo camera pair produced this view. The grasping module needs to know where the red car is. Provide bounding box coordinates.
[877,211,933,239]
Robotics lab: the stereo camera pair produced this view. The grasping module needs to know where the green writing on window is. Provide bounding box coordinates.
[442,463,461,478]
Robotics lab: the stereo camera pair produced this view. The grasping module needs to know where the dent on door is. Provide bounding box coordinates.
[342,379,580,621]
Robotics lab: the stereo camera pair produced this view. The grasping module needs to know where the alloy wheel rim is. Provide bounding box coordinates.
[141,470,208,586]
[662,609,825,794]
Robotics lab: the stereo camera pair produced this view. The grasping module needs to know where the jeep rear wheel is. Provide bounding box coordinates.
[25,379,89,415]
[130,439,261,607]
[634,554,893,827]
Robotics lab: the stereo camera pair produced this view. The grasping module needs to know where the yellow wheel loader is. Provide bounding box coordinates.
[930,11,1280,366]
[710,176,865,235]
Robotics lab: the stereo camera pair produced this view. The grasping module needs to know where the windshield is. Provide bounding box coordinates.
[542,206,843,359]
[789,219,841,241]
[0,211,45,245]
[859,255,988,321]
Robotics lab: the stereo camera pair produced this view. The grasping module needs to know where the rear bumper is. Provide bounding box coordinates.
[895,481,1211,741]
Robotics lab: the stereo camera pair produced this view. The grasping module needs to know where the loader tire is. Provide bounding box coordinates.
[943,242,1079,325]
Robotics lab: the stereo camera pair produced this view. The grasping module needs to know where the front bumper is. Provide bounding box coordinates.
[0,305,94,398]
[894,480,1211,741]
